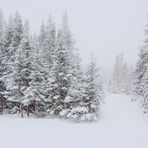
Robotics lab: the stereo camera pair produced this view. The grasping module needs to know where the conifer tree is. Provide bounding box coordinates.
[133,18,148,101]
[7,12,24,117]
[50,12,74,115]
[0,9,6,114]
[84,55,103,116]
[109,53,133,94]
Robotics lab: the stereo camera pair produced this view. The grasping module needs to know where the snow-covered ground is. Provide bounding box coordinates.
[0,94,148,148]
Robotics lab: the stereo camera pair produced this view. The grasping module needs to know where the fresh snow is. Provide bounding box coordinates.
[0,94,148,148]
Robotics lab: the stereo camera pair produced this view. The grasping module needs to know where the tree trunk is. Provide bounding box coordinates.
[20,101,23,118]
[27,105,29,117]
[0,97,4,115]
[35,101,38,117]
[2,97,4,115]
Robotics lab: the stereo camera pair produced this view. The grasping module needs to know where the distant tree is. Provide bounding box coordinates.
[109,53,133,94]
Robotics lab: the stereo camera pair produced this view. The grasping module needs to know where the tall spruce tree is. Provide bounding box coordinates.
[50,12,74,116]
[83,55,103,117]
[133,18,148,100]
[0,9,6,114]
[7,12,24,117]
[133,17,148,112]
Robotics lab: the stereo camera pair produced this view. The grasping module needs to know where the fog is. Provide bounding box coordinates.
[1,0,148,80]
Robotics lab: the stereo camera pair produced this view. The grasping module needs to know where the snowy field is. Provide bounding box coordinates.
[1,94,148,148]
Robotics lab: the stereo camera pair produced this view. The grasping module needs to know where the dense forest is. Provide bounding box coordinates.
[0,10,104,122]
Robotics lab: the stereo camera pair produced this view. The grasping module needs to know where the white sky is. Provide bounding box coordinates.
[0,0,148,79]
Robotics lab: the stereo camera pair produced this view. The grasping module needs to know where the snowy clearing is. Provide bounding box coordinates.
[0,94,148,148]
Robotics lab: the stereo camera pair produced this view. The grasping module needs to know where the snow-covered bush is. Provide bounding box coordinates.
[67,106,89,122]
[80,113,97,122]
[59,109,70,119]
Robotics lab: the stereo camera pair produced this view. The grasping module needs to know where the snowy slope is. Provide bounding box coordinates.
[0,94,148,148]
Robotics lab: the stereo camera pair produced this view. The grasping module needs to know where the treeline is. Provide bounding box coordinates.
[0,10,104,122]
[108,53,133,95]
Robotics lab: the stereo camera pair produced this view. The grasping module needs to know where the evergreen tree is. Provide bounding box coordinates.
[16,20,32,117]
[7,12,24,117]
[141,66,148,113]
[3,15,14,105]
[62,52,84,118]
[133,18,148,102]
[109,53,133,94]
[50,12,74,116]
[0,9,6,114]
[42,15,56,103]
[84,55,103,117]
[52,30,70,115]
[109,54,121,93]
[44,15,56,67]
[133,48,148,99]
[27,35,46,117]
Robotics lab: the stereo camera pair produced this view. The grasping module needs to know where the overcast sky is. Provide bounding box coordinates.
[1,0,148,79]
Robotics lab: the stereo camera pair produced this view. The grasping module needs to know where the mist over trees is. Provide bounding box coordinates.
[108,53,133,95]
[0,10,104,122]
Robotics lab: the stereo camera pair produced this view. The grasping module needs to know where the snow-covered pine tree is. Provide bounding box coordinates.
[49,12,75,116]
[28,18,57,117]
[27,34,47,117]
[0,9,5,46]
[133,20,148,102]
[0,9,5,47]
[42,16,57,108]
[38,20,46,48]
[24,17,56,117]
[83,55,104,119]
[125,64,134,95]
[132,48,148,100]
[61,51,84,119]
[44,15,56,68]
[4,15,14,49]
[51,30,70,115]
[109,54,122,93]
[109,53,133,95]
[54,12,85,118]
[0,9,6,114]
[133,18,148,111]
[6,12,24,117]
[2,15,15,110]
[141,65,148,113]
[15,20,33,117]
[122,63,129,94]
